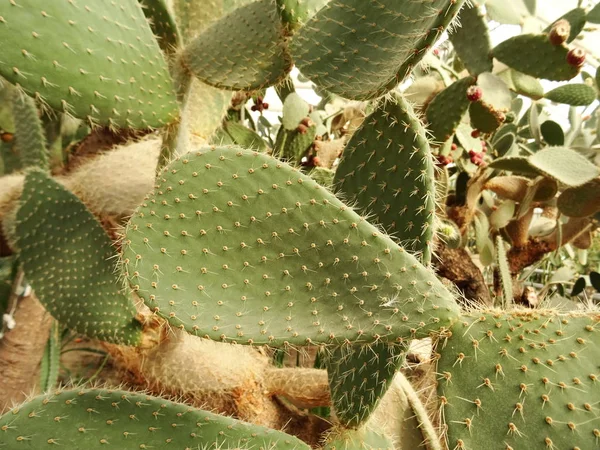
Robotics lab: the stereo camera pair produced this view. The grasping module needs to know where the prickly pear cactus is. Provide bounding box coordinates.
[291,0,466,100]
[437,310,600,450]
[122,146,459,346]
[334,94,436,264]
[0,0,179,128]
[322,426,394,450]
[0,387,309,449]
[15,170,142,345]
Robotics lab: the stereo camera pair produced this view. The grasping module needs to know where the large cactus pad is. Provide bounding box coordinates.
[123,146,459,346]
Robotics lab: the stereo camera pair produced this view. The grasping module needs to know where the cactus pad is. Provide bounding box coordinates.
[334,95,436,264]
[277,0,329,31]
[437,310,600,450]
[322,426,394,450]
[492,34,580,81]
[449,2,493,75]
[291,0,466,100]
[16,170,142,345]
[426,77,476,143]
[0,0,179,128]
[326,342,406,428]
[139,0,180,52]
[557,178,600,218]
[123,146,459,346]
[11,90,48,171]
[180,0,293,91]
[544,83,597,106]
[0,387,309,449]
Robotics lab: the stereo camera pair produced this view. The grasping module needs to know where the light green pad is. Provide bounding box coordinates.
[181,0,293,91]
[0,387,309,449]
[16,170,142,345]
[0,0,179,128]
[334,94,436,264]
[438,310,600,450]
[291,0,466,100]
[123,146,459,346]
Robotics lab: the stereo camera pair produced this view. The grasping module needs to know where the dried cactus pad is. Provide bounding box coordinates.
[291,0,466,100]
[16,170,142,345]
[0,388,309,449]
[123,146,458,346]
[0,0,179,128]
[437,310,600,450]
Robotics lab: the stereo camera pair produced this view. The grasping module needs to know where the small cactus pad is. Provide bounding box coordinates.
[557,178,600,218]
[16,170,142,345]
[489,147,600,187]
[0,0,179,128]
[510,70,544,99]
[180,0,293,91]
[544,83,597,106]
[139,0,180,52]
[326,342,406,428]
[496,236,512,306]
[335,94,436,264]
[276,0,328,31]
[11,89,48,171]
[291,0,466,100]
[469,100,505,134]
[0,387,309,449]
[448,2,493,75]
[437,310,600,450]
[492,34,580,81]
[123,146,458,346]
[322,426,394,450]
[426,77,476,143]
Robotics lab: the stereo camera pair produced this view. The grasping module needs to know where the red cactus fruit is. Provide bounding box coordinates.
[548,19,571,46]
[466,86,483,102]
[566,48,586,68]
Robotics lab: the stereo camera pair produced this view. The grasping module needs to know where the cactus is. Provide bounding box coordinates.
[123,146,459,346]
[543,8,587,43]
[495,236,512,306]
[544,83,597,106]
[425,77,476,143]
[322,426,394,450]
[539,120,564,146]
[492,34,581,81]
[448,2,493,76]
[0,0,178,128]
[276,0,329,32]
[325,342,406,428]
[0,387,309,449]
[10,90,48,171]
[556,178,600,218]
[334,94,436,265]
[510,70,544,100]
[39,321,60,392]
[437,310,600,450]
[180,0,293,91]
[15,170,142,345]
[291,0,467,100]
[139,0,180,52]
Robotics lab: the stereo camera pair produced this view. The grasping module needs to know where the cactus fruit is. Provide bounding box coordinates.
[566,48,586,68]
[0,0,178,129]
[10,90,48,171]
[544,8,587,44]
[180,0,293,91]
[489,147,600,187]
[544,83,597,106]
[437,310,600,450]
[448,2,493,76]
[15,170,142,345]
[492,34,580,81]
[426,77,476,143]
[325,342,406,428]
[556,178,600,218]
[123,146,459,346]
[335,94,437,265]
[548,19,571,46]
[291,0,467,100]
[0,387,309,449]
[322,426,394,450]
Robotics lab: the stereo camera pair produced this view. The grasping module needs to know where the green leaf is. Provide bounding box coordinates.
[590,272,600,292]
[571,276,586,296]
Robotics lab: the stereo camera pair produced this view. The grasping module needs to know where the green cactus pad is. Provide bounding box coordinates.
[448,2,493,75]
[285,125,317,162]
[180,0,293,91]
[334,95,436,265]
[469,100,505,134]
[139,0,180,52]
[282,92,310,131]
[492,34,580,81]
[589,2,600,24]
[123,146,458,346]
[426,77,476,143]
[11,90,48,171]
[557,178,600,218]
[0,387,309,449]
[437,310,600,450]
[326,342,406,428]
[0,0,178,129]
[291,0,466,100]
[495,236,512,306]
[544,83,597,106]
[223,121,268,152]
[322,426,394,450]
[276,0,329,32]
[510,70,544,99]
[543,8,587,43]
[16,170,142,345]
[540,120,564,146]
[489,147,600,187]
